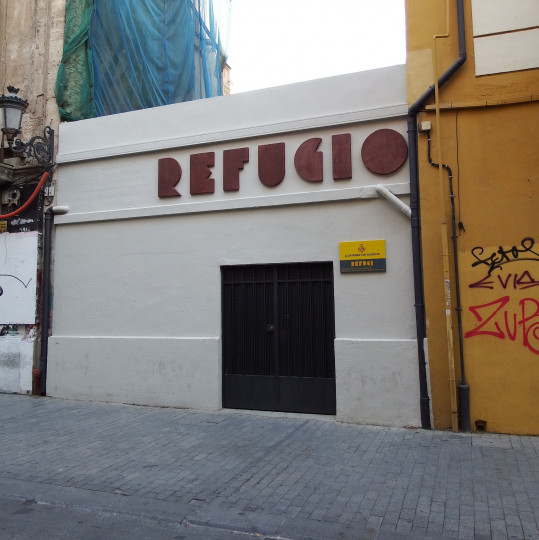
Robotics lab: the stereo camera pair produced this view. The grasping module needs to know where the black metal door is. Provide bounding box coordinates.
[222,262,336,415]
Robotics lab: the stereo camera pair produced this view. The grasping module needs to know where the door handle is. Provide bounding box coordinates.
[266,324,275,333]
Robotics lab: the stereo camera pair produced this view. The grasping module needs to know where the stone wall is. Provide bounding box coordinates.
[0,0,65,141]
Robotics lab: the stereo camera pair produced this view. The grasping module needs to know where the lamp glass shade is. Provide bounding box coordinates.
[2,105,24,135]
[0,87,28,136]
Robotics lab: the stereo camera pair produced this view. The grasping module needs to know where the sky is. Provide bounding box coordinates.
[225,0,406,94]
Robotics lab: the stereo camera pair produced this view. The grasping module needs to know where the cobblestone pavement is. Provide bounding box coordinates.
[0,394,537,539]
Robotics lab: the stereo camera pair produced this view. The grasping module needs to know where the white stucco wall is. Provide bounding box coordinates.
[0,232,39,324]
[471,0,539,76]
[48,65,422,427]
[0,231,38,395]
[0,327,34,394]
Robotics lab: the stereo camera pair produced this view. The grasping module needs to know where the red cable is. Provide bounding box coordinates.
[0,171,49,219]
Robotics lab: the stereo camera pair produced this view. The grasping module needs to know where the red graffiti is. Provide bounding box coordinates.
[465,296,539,355]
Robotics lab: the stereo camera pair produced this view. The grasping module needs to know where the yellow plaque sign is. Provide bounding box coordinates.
[339,240,386,273]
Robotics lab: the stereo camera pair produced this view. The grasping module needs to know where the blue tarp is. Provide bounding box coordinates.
[56,0,229,120]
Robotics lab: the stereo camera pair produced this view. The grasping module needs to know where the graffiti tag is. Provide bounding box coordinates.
[0,274,32,289]
[465,296,539,355]
[471,237,539,275]
[469,270,539,290]
[0,274,32,299]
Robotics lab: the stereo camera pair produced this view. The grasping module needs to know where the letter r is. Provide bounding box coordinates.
[158,158,181,198]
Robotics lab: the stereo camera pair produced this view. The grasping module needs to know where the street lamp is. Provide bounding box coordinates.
[0,86,54,171]
[0,86,62,396]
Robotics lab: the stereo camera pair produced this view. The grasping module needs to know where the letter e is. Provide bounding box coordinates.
[190,152,215,195]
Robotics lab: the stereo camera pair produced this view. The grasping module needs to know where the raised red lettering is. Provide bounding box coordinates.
[223,148,249,192]
[294,138,323,182]
[361,129,408,175]
[258,143,285,187]
[190,152,215,195]
[332,134,352,180]
[158,158,181,198]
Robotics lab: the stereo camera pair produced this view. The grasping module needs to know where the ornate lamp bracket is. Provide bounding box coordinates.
[11,126,55,172]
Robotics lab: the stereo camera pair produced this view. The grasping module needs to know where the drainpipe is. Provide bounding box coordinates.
[426,135,470,432]
[375,184,412,219]
[38,205,69,395]
[407,0,467,430]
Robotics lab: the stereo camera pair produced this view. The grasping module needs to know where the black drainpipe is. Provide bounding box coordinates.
[39,205,68,395]
[407,0,467,430]
[39,208,54,395]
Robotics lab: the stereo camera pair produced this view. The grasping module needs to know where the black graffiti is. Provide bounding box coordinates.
[471,237,539,275]
[0,274,32,291]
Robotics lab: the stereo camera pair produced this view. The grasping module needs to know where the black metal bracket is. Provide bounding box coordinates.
[10,126,55,172]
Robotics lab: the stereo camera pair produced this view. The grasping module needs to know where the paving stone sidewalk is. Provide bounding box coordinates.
[0,393,537,539]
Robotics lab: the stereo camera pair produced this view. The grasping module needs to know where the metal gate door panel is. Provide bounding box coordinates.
[276,264,336,413]
[222,263,336,415]
[222,375,277,411]
[279,377,336,414]
[222,266,277,410]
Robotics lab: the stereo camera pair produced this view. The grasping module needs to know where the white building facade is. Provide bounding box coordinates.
[47,65,422,427]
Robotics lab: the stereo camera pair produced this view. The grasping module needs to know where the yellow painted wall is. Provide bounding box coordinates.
[406,0,539,434]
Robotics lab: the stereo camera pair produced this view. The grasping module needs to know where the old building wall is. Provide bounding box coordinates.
[406,0,539,434]
[0,0,65,137]
[47,67,424,427]
[0,0,65,394]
